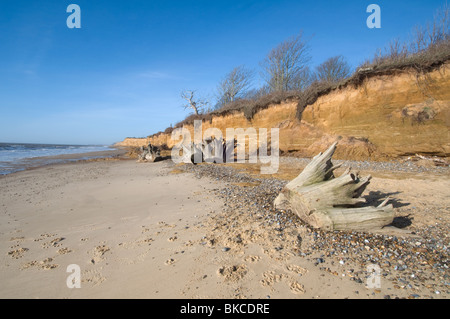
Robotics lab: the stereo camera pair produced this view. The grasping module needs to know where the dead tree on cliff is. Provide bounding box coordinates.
[274,142,394,231]
[180,90,208,115]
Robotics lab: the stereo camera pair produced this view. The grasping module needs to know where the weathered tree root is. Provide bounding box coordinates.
[274,142,394,231]
[137,143,162,163]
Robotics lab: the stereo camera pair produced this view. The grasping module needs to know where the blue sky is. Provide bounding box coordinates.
[0,0,445,145]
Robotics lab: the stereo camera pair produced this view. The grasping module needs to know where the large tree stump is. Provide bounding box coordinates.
[178,138,237,164]
[274,142,394,231]
[137,143,161,163]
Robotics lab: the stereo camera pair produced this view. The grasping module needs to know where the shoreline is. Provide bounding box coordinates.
[0,156,448,299]
[0,148,128,176]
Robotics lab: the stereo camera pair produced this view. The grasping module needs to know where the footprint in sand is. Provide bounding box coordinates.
[41,237,65,249]
[286,264,307,275]
[50,237,64,247]
[21,257,58,270]
[40,262,59,270]
[260,271,285,287]
[57,247,72,255]
[7,247,29,259]
[82,269,106,286]
[34,233,57,242]
[90,245,110,264]
[137,237,154,245]
[244,255,261,263]
[165,258,176,265]
[288,280,305,294]
[184,240,194,247]
[260,270,306,295]
[21,261,38,269]
[168,236,178,242]
[217,265,247,282]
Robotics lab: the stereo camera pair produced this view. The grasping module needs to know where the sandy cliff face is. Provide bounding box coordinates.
[117,63,450,160]
[301,65,450,157]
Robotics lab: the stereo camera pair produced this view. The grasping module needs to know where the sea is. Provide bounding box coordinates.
[0,143,117,175]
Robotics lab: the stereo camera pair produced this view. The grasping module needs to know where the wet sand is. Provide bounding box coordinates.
[1,148,127,176]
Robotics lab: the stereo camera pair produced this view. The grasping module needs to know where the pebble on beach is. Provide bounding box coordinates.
[179,156,449,298]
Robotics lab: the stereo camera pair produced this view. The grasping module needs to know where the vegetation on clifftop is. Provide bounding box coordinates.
[151,4,449,139]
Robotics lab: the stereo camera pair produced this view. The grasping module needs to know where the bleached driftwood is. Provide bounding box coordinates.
[137,143,161,163]
[178,138,237,164]
[274,142,394,231]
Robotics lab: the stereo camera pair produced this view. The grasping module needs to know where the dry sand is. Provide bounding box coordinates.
[0,159,223,298]
[0,157,448,299]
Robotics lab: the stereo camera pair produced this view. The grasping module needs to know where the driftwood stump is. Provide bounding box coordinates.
[137,143,161,163]
[179,138,237,164]
[274,142,394,231]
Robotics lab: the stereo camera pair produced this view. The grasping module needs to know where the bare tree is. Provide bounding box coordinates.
[315,55,352,83]
[410,25,428,53]
[260,32,311,92]
[290,66,315,91]
[409,3,449,53]
[216,65,253,108]
[242,85,271,100]
[427,2,449,46]
[385,38,408,60]
[180,90,208,115]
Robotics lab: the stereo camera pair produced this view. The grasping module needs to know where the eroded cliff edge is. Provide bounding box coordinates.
[117,63,450,161]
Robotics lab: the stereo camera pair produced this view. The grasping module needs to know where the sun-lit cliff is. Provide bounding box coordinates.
[116,63,450,161]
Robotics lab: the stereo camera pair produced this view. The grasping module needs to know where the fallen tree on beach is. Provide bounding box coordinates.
[274,142,394,231]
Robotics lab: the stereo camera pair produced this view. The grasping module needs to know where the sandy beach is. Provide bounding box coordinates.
[0,156,448,299]
[2,0,449,306]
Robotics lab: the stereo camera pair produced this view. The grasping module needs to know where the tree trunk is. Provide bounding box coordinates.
[274,142,394,231]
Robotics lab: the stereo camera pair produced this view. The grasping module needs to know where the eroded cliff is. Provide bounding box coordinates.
[117,63,450,160]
